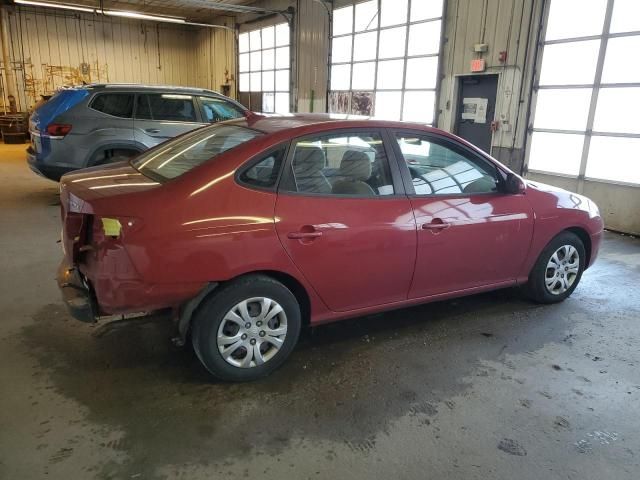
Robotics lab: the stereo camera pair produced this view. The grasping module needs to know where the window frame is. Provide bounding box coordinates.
[277,127,406,199]
[133,93,203,124]
[88,92,135,119]
[235,142,291,193]
[390,129,507,197]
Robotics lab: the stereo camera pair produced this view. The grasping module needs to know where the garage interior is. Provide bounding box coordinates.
[0,0,639,478]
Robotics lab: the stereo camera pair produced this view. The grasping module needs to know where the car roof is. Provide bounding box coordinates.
[65,83,226,96]
[231,113,447,136]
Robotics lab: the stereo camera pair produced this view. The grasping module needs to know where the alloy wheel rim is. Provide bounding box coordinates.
[217,297,288,368]
[545,244,580,295]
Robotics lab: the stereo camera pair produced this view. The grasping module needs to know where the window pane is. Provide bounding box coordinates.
[377,59,405,89]
[379,26,407,59]
[544,0,607,41]
[275,70,289,91]
[275,46,290,69]
[411,0,444,22]
[262,49,275,70]
[288,132,394,196]
[275,92,289,113]
[333,5,353,36]
[374,91,402,120]
[353,31,378,61]
[352,62,376,90]
[381,0,408,27]
[528,131,584,175]
[239,53,250,72]
[249,30,261,51]
[538,40,600,85]
[250,51,261,72]
[593,87,640,134]
[332,35,353,63]
[146,94,196,122]
[250,72,261,92]
[262,92,275,113]
[91,94,134,118]
[240,146,286,189]
[331,64,351,90]
[405,57,438,89]
[239,33,249,53]
[396,134,498,195]
[408,21,441,56]
[199,97,245,123]
[533,88,592,130]
[239,73,249,91]
[275,23,289,46]
[601,36,640,84]
[262,26,275,49]
[262,70,275,91]
[586,136,640,184]
[355,0,378,32]
[610,0,640,33]
[402,90,436,123]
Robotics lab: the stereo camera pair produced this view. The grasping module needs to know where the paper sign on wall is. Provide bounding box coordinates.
[461,97,488,124]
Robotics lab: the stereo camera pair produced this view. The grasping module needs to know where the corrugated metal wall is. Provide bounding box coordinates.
[1,6,201,111]
[438,0,543,171]
[194,19,237,97]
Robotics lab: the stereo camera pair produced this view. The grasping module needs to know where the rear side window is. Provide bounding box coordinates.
[90,93,134,118]
[136,93,197,122]
[239,146,287,190]
[199,96,245,123]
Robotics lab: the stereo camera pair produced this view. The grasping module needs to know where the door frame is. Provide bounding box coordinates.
[451,73,501,155]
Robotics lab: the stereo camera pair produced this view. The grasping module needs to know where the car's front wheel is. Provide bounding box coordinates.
[191,275,301,381]
[525,231,586,303]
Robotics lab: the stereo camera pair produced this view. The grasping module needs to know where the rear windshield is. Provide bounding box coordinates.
[132,124,262,181]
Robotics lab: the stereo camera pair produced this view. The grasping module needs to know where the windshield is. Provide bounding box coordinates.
[132,124,262,180]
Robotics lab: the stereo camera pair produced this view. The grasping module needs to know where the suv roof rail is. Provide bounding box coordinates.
[86,83,219,94]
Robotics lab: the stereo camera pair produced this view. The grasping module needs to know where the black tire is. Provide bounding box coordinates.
[191,275,301,382]
[525,231,586,304]
[92,148,138,166]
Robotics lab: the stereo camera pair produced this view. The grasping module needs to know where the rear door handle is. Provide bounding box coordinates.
[145,128,160,134]
[422,219,451,231]
[287,231,323,240]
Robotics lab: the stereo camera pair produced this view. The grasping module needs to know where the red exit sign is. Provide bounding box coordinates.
[471,58,486,72]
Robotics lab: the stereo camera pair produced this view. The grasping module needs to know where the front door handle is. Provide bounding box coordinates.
[145,128,160,134]
[422,219,451,232]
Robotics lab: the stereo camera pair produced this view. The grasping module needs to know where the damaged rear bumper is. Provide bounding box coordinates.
[57,260,97,323]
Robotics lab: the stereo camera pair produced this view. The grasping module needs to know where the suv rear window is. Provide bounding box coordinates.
[132,124,262,181]
[90,93,134,118]
[136,94,197,122]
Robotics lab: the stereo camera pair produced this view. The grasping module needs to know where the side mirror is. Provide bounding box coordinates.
[504,172,526,195]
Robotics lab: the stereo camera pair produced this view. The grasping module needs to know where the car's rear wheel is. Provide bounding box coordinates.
[191,275,301,381]
[525,231,585,303]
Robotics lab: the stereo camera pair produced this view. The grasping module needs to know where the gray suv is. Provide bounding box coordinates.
[27,84,248,180]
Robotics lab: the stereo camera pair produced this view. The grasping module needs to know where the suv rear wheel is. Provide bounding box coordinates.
[191,275,302,382]
[92,148,139,166]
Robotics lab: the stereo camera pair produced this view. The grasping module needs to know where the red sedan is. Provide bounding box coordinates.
[57,114,604,381]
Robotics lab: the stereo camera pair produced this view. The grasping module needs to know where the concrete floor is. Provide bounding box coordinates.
[1,143,639,480]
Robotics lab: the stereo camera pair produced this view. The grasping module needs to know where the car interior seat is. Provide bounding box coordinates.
[292,147,332,194]
[332,150,376,195]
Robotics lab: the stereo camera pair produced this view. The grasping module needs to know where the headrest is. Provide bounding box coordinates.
[293,147,325,175]
[340,150,372,181]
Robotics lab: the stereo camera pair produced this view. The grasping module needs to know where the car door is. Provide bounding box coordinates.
[274,129,417,312]
[133,93,204,148]
[391,130,534,299]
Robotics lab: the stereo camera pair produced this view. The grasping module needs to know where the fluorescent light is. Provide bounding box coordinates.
[14,0,96,13]
[103,10,185,24]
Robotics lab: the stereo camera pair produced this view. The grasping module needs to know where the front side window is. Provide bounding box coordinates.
[199,96,246,123]
[283,132,394,196]
[395,134,499,195]
[133,124,262,181]
[90,93,134,118]
[239,146,287,189]
[135,94,198,122]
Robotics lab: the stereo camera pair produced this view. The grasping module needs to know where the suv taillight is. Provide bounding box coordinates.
[46,123,72,137]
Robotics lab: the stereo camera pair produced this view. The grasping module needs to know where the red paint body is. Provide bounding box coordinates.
[58,114,604,325]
